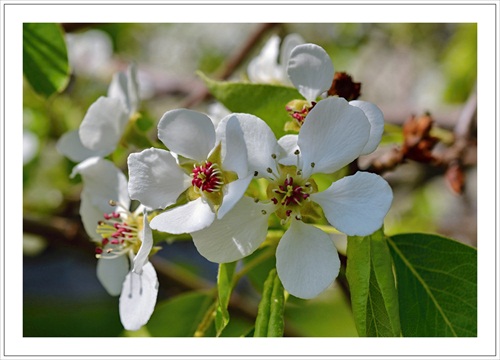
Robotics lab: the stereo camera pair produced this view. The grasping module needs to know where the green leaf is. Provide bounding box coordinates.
[215,261,237,336]
[254,268,285,337]
[147,291,213,337]
[387,233,477,336]
[199,72,302,138]
[346,228,401,337]
[23,23,70,97]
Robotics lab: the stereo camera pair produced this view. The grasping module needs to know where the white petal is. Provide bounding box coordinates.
[287,43,334,102]
[350,100,385,155]
[277,134,300,167]
[276,221,340,299]
[79,189,107,239]
[279,34,305,74]
[298,97,370,178]
[150,197,216,234]
[96,255,130,296]
[247,35,281,83]
[310,171,393,236]
[119,262,158,331]
[221,116,248,179]
[127,148,191,210]
[191,196,275,263]
[79,96,129,154]
[157,109,215,162]
[72,157,130,212]
[56,130,107,162]
[132,209,153,274]
[107,64,140,115]
[217,113,280,177]
[217,173,253,219]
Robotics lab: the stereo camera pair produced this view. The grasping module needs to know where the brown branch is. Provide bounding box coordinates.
[23,214,94,253]
[364,87,477,189]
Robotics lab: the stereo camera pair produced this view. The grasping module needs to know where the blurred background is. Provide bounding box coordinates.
[23,23,477,337]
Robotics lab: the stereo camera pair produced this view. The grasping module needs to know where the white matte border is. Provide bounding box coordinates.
[3,1,498,359]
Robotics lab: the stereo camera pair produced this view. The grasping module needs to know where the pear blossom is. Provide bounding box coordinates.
[127,109,252,235]
[57,64,140,162]
[247,33,305,85]
[71,157,158,331]
[286,44,384,154]
[191,96,393,299]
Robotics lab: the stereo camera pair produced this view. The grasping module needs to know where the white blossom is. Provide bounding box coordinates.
[127,109,252,235]
[71,157,158,331]
[286,44,384,154]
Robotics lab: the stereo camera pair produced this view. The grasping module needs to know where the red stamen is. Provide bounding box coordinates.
[191,161,223,193]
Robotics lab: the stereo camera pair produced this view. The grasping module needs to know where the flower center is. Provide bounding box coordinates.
[191,161,223,193]
[94,201,142,259]
[266,166,317,224]
[285,99,316,126]
[272,175,311,207]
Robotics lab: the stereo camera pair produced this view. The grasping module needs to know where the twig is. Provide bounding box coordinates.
[364,87,477,181]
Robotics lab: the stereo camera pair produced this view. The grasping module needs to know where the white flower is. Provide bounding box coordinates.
[71,157,158,331]
[247,33,305,85]
[191,97,393,299]
[286,44,384,153]
[127,109,252,235]
[57,64,140,162]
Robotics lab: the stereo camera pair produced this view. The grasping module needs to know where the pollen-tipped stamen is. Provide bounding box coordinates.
[95,202,141,259]
[191,161,224,193]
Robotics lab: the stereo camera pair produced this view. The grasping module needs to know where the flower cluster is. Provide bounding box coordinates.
[60,40,393,330]
[127,43,392,299]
